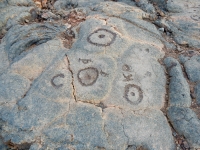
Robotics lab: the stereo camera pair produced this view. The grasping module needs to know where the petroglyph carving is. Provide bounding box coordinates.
[124,84,143,105]
[100,70,109,77]
[123,74,133,81]
[77,67,99,86]
[87,28,117,46]
[51,74,65,89]
[78,58,92,64]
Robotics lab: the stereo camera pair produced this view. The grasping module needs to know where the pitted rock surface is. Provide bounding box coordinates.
[0,0,200,149]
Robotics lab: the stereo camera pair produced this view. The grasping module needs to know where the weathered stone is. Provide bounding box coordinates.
[9,39,66,81]
[167,106,200,148]
[0,43,9,75]
[0,5,34,33]
[0,72,31,104]
[164,57,191,107]
[165,42,176,50]
[150,0,166,10]
[0,55,73,144]
[166,0,184,13]
[195,83,200,105]
[179,54,200,82]
[157,0,200,49]
[103,108,128,150]
[122,109,175,149]
[0,138,7,150]
[103,108,175,149]
[4,23,67,61]
[0,0,189,149]
[65,102,108,149]
[135,0,155,14]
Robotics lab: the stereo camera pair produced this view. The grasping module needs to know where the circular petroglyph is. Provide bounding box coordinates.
[87,28,117,46]
[51,73,65,89]
[124,84,143,105]
[77,67,99,86]
[190,14,200,21]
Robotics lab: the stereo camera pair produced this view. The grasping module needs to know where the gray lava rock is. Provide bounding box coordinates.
[0,138,7,150]
[167,106,200,148]
[157,0,200,49]
[0,1,178,149]
[164,42,176,50]
[54,0,104,11]
[195,83,200,105]
[0,43,9,75]
[164,57,191,107]
[0,72,31,104]
[151,0,166,10]
[0,5,34,33]
[166,0,184,13]
[0,54,73,144]
[104,108,175,150]
[135,0,156,14]
[5,23,67,61]
[179,55,200,82]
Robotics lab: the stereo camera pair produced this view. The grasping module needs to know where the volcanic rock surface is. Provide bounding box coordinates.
[0,0,200,150]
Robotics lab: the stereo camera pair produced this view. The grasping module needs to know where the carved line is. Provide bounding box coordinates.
[78,58,92,64]
[100,70,109,77]
[51,73,65,89]
[123,74,133,81]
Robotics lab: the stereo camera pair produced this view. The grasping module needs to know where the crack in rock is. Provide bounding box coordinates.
[65,54,77,102]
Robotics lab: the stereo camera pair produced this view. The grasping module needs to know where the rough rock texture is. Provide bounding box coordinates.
[165,56,200,149]
[0,0,200,149]
[195,83,200,105]
[0,0,34,35]
[155,0,200,49]
[168,106,200,148]
[179,54,200,82]
[164,57,191,107]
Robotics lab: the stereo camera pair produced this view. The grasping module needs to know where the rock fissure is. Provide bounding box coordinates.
[65,54,77,102]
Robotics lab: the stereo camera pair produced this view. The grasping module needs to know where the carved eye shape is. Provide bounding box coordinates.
[77,67,99,86]
[87,28,117,46]
[124,84,143,105]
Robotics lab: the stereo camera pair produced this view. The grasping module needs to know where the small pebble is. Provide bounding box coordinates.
[172,132,177,137]
[158,28,164,32]
[65,23,71,29]
[176,45,182,52]
[182,141,190,149]
[25,19,29,23]
[30,9,38,20]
